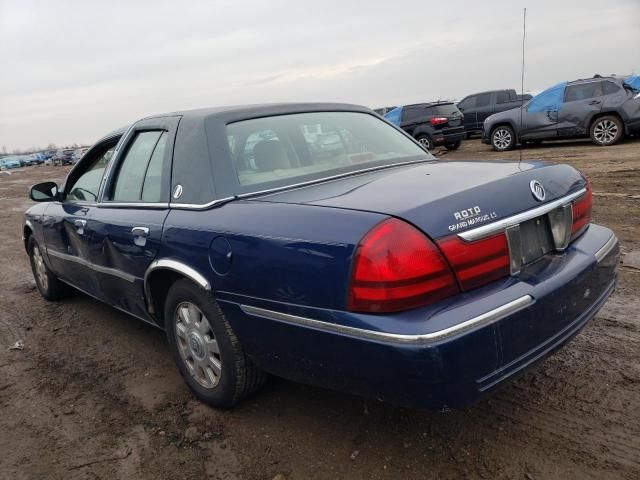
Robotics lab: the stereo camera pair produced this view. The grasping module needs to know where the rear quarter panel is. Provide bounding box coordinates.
[160,201,386,310]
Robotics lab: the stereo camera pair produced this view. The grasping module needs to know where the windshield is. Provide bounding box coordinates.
[225,111,430,194]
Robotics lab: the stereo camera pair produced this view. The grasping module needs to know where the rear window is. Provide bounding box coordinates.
[430,104,461,116]
[226,112,429,194]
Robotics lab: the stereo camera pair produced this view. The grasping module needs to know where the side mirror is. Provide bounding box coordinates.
[30,181,59,202]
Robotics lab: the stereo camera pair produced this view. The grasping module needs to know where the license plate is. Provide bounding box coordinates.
[519,216,555,265]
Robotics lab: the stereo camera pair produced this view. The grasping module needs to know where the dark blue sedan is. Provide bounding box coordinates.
[23,104,618,409]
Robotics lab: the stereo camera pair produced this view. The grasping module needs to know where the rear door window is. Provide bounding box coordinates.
[431,104,461,116]
[496,91,510,103]
[401,106,425,123]
[565,82,603,102]
[110,131,167,202]
[602,81,621,95]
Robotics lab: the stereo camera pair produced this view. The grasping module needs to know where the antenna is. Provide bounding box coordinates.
[519,7,526,165]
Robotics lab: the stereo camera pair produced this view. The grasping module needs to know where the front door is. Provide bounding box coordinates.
[519,83,566,140]
[42,140,117,296]
[88,117,179,320]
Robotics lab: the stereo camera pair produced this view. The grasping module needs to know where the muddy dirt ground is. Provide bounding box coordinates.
[1,138,639,480]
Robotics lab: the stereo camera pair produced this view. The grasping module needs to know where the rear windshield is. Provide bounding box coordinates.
[430,104,460,116]
[225,111,429,194]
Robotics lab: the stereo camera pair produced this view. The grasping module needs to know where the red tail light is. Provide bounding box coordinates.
[347,219,459,313]
[430,117,448,126]
[571,181,592,239]
[437,233,510,291]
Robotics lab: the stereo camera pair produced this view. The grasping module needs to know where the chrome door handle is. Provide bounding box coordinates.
[131,226,149,247]
[74,219,87,235]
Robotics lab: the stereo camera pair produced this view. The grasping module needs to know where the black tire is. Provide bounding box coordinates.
[27,236,68,301]
[491,125,516,151]
[415,134,432,150]
[590,115,623,146]
[444,140,461,151]
[165,279,267,408]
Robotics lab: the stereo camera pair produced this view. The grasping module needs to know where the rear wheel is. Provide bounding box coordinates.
[165,279,267,408]
[415,134,432,150]
[491,125,515,151]
[28,236,68,300]
[444,141,461,151]
[590,116,623,146]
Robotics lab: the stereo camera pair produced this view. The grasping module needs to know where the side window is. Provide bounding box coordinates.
[66,146,115,202]
[458,96,476,110]
[602,81,621,95]
[111,131,166,202]
[565,82,603,102]
[496,91,509,104]
[141,132,168,202]
[475,93,491,108]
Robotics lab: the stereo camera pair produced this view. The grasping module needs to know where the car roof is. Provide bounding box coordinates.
[402,101,454,108]
[567,76,622,85]
[152,102,371,122]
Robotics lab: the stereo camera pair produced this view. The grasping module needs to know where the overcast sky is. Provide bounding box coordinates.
[1,0,639,151]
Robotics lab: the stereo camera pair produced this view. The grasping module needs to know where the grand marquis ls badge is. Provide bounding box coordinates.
[530,180,546,201]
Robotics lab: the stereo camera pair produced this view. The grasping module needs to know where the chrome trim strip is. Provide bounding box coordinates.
[595,234,618,263]
[170,158,432,210]
[97,202,169,209]
[458,188,587,242]
[240,295,534,344]
[46,249,136,282]
[143,259,211,313]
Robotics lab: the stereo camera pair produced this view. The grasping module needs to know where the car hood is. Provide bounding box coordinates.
[249,161,586,239]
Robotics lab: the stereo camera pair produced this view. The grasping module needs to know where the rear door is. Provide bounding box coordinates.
[399,105,427,136]
[557,81,604,137]
[88,117,179,319]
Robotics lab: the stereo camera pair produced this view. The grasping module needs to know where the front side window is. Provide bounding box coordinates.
[66,146,114,202]
[111,131,167,202]
[225,112,428,194]
[565,82,603,102]
[475,93,491,108]
[527,83,566,113]
[458,96,476,110]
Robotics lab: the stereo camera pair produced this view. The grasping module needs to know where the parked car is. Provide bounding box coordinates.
[52,149,75,166]
[457,89,532,137]
[72,147,89,163]
[384,102,465,150]
[373,106,397,116]
[483,76,640,151]
[0,156,22,170]
[24,103,618,410]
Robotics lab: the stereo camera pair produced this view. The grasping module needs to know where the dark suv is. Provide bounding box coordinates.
[483,76,640,151]
[458,89,532,137]
[384,102,465,150]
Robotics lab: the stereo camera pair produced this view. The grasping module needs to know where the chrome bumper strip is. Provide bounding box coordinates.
[595,234,618,263]
[240,295,534,345]
[458,188,587,242]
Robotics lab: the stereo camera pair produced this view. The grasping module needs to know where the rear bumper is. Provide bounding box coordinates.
[432,131,465,146]
[220,224,618,410]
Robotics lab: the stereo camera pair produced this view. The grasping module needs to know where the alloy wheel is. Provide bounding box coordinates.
[593,119,618,145]
[418,137,431,149]
[174,302,222,389]
[32,245,48,291]
[493,128,512,150]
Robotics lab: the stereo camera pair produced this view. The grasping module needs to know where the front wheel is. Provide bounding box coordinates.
[444,141,461,151]
[165,279,267,408]
[591,116,623,146]
[491,125,515,151]
[28,236,68,300]
[415,134,432,150]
